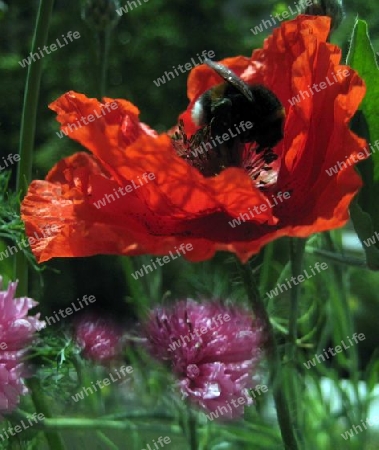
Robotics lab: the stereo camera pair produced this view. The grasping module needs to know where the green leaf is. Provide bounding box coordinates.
[347,19,379,182]
[350,200,379,270]
[347,19,379,267]
[365,349,379,393]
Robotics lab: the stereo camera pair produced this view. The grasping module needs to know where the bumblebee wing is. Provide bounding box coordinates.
[204,58,254,103]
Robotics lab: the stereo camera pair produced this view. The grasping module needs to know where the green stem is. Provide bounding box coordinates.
[13,411,182,433]
[97,28,111,98]
[26,377,66,450]
[306,247,367,269]
[285,238,306,445]
[324,233,359,370]
[14,0,55,295]
[121,256,149,307]
[323,232,362,419]
[187,409,198,450]
[239,261,299,450]
[96,431,119,450]
[288,239,306,358]
[260,241,275,296]
[14,5,60,448]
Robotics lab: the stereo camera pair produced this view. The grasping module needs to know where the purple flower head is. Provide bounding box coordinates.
[144,299,264,419]
[74,312,123,363]
[0,278,45,416]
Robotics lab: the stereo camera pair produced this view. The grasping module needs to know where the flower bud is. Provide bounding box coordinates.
[82,0,121,31]
[303,0,344,33]
[74,312,124,363]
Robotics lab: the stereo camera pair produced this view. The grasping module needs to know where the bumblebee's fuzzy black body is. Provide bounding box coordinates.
[191,59,285,166]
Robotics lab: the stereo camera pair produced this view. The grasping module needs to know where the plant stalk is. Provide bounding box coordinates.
[239,261,299,450]
[14,0,55,295]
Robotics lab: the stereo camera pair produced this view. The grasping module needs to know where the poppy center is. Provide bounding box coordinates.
[171,120,279,187]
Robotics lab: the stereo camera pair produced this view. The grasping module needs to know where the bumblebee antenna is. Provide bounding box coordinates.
[203,57,254,103]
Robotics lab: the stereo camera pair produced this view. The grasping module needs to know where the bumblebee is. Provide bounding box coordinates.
[191,58,285,167]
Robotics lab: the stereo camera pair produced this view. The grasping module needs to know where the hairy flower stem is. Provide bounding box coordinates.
[239,260,299,450]
[14,0,55,296]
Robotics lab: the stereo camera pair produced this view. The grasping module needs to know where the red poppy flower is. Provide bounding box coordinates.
[21,15,367,263]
